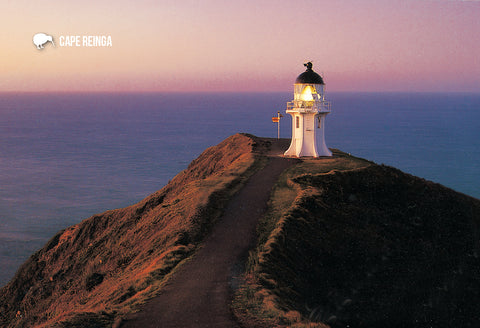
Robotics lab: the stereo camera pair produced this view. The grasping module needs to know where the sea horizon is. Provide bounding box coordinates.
[1,91,479,286]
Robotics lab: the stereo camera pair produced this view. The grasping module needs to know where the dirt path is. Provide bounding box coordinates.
[121,145,296,328]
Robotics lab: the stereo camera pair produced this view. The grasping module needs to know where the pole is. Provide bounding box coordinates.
[277,111,280,139]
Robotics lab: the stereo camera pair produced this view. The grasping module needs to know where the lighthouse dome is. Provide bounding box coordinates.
[295,62,324,84]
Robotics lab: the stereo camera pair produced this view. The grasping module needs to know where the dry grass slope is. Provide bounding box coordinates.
[3,136,479,328]
[0,133,267,328]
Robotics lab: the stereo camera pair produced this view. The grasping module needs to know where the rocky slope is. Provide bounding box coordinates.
[0,133,267,328]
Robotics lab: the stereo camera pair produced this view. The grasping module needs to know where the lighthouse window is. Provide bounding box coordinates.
[296,116,299,129]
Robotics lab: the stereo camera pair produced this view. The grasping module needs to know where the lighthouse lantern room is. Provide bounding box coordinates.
[284,62,332,157]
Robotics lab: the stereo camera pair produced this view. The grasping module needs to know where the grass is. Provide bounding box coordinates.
[8,136,478,328]
[234,150,371,328]
[0,134,268,328]
[253,149,371,262]
[233,150,480,328]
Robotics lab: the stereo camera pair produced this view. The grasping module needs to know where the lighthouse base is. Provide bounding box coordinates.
[284,141,332,158]
[284,111,332,158]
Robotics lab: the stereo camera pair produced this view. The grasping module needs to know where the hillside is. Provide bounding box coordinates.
[234,153,480,328]
[1,134,479,328]
[0,133,267,327]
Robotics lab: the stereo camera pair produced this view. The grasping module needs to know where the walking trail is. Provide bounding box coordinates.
[120,140,296,328]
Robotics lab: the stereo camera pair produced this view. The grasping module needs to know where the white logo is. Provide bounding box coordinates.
[59,35,112,47]
[33,33,55,50]
[33,32,113,51]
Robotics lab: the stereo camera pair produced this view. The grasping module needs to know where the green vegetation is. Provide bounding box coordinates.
[255,150,372,251]
[234,151,480,328]
[3,135,479,328]
[233,150,371,327]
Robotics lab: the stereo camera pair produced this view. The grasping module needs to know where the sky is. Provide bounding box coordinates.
[1,0,480,93]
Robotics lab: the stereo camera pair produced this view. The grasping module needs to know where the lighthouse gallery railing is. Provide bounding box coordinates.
[287,101,331,112]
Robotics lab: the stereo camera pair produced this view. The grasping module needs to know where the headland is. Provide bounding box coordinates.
[1,134,479,328]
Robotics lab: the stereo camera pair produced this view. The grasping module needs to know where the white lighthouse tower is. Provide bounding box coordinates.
[284,62,332,157]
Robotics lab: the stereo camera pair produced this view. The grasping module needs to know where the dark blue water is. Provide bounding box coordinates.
[0,92,479,286]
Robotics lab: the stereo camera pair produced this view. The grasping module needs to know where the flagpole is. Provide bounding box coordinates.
[277,111,280,139]
[272,112,282,139]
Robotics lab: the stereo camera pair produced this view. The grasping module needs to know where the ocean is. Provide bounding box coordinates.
[0,92,479,286]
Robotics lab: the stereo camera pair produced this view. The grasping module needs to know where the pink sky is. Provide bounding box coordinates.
[2,0,480,92]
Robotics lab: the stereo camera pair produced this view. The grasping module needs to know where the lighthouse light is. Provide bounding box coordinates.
[300,85,315,101]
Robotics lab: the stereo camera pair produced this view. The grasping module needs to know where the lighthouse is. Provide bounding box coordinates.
[284,62,332,157]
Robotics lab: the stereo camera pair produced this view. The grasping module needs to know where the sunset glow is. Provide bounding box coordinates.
[2,0,480,92]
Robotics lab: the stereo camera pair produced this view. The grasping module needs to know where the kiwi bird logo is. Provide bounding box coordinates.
[33,33,55,49]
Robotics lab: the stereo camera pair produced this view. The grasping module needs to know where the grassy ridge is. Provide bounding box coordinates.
[234,151,480,328]
[4,135,479,328]
[0,133,267,328]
